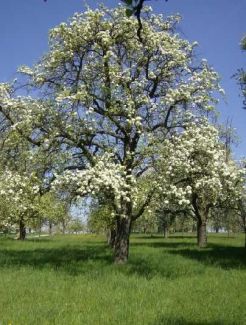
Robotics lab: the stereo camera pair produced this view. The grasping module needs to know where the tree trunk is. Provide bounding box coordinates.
[244,226,246,249]
[18,218,26,240]
[62,219,66,234]
[114,217,131,264]
[107,227,116,248]
[49,221,52,235]
[197,219,207,248]
[192,223,196,233]
[163,224,168,238]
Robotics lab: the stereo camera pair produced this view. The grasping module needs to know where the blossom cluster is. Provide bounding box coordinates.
[52,153,138,211]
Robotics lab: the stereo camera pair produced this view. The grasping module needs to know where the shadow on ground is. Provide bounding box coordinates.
[168,246,246,270]
[0,242,113,276]
[130,236,246,271]
[125,238,246,279]
[149,316,236,325]
[135,235,196,240]
[0,236,245,278]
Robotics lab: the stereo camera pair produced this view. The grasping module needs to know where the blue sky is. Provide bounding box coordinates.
[0,0,245,158]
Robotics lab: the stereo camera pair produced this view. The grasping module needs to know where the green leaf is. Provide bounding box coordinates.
[125,0,133,5]
[126,8,133,17]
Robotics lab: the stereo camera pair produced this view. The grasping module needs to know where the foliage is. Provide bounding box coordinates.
[68,218,85,234]
[87,201,114,233]
[0,5,230,260]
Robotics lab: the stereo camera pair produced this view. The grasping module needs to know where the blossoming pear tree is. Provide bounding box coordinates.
[0,170,40,239]
[156,121,244,247]
[0,6,223,262]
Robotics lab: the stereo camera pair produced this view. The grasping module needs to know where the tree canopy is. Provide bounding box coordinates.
[0,4,244,261]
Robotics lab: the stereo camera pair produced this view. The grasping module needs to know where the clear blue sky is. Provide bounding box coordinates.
[0,0,245,158]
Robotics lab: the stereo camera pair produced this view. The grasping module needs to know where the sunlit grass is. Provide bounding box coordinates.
[0,233,245,324]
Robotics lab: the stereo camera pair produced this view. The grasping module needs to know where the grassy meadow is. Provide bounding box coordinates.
[0,233,245,325]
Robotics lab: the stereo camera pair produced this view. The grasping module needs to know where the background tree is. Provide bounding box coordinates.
[68,217,85,234]
[236,36,246,108]
[0,170,40,240]
[37,192,71,235]
[87,198,116,246]
[156,121,244,247]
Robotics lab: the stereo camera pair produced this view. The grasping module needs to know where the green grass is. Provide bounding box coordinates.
[0,233,245,325]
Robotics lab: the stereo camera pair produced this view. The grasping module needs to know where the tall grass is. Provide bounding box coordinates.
[0,233,245,324]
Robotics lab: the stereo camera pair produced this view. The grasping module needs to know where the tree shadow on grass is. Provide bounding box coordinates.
[149,316,235,325]
[131,234,246,270]
[133,235,196,240]
[25,238,54,243]
[0,244,113,276]
[169,235,197,239]
[131,241,196,249]
[0,236,245,279]
[168,245,246,270]
[122,257,177,279]
[124,241,246,279]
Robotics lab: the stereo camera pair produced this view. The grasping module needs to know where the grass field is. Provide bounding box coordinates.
[0,233,245,325]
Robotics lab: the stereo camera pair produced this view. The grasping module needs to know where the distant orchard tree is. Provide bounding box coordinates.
[156,122,244,247]
[0,170,40,240]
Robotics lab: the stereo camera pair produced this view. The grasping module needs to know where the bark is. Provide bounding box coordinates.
[18,218,26,240]
[197,219,207,248]
[114,217,132,264]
